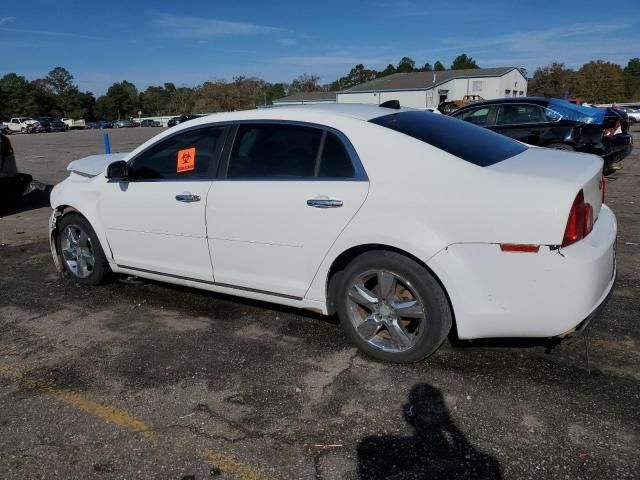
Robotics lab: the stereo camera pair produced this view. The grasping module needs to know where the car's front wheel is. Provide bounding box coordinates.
[334,251,452,363]
[57,213,112,285]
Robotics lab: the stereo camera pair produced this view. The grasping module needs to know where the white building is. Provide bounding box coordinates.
[272,91,337,106]
[337,67,527,109]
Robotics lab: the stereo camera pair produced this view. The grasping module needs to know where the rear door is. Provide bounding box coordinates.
[99,125,228,280]
[491,103,551,145]
[207,122,368,299]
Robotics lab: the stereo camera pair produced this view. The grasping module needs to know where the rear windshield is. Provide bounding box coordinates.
[370,111,527,167]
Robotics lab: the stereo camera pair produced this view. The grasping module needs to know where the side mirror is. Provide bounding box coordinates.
[106,160,129,181]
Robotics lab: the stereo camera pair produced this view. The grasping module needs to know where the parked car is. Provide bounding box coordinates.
[0,123,10,135]
[0,134,32,204]
[450,97,633,170]
[93,121,113,129]
[60,118,86,130]
[49,104,616,363]
[168,115,201,127]
[37,117,68,132]
[616,106,640,125]
[140,119,161,127]
[7,117,44,134]
[113,119,135,128]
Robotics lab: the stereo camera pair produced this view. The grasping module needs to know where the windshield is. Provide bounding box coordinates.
[370,111,527,167]
[547,99,605,124]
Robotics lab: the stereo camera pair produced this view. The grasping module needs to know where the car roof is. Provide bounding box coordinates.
[459,97,551,107]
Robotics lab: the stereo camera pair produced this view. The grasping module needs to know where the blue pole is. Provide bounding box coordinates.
[103,133,111,154]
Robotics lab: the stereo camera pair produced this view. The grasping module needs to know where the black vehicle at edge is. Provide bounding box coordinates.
[449,97,632,170]
[37,117,68,132]
[167,114,202,127]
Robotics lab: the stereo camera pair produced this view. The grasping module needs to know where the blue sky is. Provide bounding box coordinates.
[1,0,638,95]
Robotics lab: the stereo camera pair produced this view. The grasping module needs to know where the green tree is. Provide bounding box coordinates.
[268,83,286,102]
[527,63,576,98]
[45,67,80,116]
[140,86,171,115]
[420,62,433,72]
[0,73,34,119]
[451,54,479,70]
[575,61,625,103]
[378,64,396,77]
[433,61,445,71]
[95,80,140,119]
[396,57,416,73]
[288,74,321,94]
[623,58,640,100]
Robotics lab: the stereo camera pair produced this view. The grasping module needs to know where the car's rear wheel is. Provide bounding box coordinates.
[57,213,112,285]
[334,251,452,363]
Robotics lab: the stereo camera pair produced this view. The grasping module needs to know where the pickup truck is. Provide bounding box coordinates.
[7,117,44,134]
[60,118,86,130]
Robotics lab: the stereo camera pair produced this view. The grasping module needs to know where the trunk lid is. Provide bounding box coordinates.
[489,146,604,232]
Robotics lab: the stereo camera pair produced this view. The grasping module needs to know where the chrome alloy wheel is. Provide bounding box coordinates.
[346,270,426,353]
[60,224,95,278]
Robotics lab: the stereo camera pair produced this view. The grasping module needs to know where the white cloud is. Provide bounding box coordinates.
[0,16,16,26]
[276,55,385,66]
[149,13,290,38]
[277,38,298,46]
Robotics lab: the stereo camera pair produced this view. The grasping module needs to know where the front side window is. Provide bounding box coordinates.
[496,104,545,125]
[453,106,491,126]
[227,123,357,179]
[129,126,226,181]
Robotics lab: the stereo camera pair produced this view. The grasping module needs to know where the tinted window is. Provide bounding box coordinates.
[453,106,491,126]
[370,111,527,167]
[129,126,225,181]
[496,104,545,125]
[228,124,323,178]
[318,132,355,178]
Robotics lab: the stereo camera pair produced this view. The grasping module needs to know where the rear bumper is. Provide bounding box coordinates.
[603,133,633,163]
[427,205,617,339]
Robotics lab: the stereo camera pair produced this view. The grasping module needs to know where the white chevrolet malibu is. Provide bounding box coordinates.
[49,104,617,363]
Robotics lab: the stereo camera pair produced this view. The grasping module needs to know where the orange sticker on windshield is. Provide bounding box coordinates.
[177,148,196,173]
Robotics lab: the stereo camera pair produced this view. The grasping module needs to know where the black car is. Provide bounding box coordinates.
[0,134,32,204]
[37,117,67,132]
[167,114,201,127]
[139,119,161,127]
[450,97,632,169]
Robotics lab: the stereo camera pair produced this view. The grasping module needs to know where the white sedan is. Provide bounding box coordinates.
[49,104,617,363]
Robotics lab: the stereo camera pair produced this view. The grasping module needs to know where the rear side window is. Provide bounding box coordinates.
[453,106,491,126]
[129,126,226,181]
[227,123,358,179]
[496,104,545,125]
[370,111,527,167]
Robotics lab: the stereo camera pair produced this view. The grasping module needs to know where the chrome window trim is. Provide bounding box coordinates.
[221,119,369,182]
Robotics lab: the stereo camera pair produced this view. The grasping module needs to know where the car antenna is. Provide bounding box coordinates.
[380,100,400,109]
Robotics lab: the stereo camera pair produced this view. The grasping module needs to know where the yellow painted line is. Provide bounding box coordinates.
[0,361,270,479]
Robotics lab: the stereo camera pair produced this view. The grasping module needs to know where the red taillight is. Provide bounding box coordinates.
[500,244,540,253]
[603,121,620,138]
[562,190,594,247]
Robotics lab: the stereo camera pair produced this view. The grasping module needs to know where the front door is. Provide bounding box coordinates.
[99,125,228,281]
[207,122,368,299]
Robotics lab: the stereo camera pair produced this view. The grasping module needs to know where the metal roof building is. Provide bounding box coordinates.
[337,67,527,109]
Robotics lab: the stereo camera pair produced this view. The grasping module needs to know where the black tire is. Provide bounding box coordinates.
[547,143,574,151]
[334,251,452,363]
[57,213,112,285]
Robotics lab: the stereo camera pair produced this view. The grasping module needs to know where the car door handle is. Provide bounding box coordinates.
[307,197,343,208]
[175,193,201,203]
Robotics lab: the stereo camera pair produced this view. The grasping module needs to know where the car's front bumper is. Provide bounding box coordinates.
[427,205,617,340]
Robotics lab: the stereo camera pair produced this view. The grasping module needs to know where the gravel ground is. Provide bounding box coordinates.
[0,126,638,480]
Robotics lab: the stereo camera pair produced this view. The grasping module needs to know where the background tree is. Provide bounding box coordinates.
[396,57,416,73]
[575,61,625,103]
[527,63,576,98]
[140,86,171,116]
[623,58,640,100]
[433,61,445,71]
[451,54,479,70]
[379,64,397,77]
[420,62,433,72]
[288,74,321,94]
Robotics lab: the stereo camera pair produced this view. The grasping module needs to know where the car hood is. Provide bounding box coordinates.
[66,153,129,177]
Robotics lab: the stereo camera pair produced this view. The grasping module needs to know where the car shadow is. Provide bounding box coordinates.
[357,383,502,479]
[0,181,52,217]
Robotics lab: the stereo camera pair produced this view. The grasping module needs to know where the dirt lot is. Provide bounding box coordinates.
[1,127,639,480]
